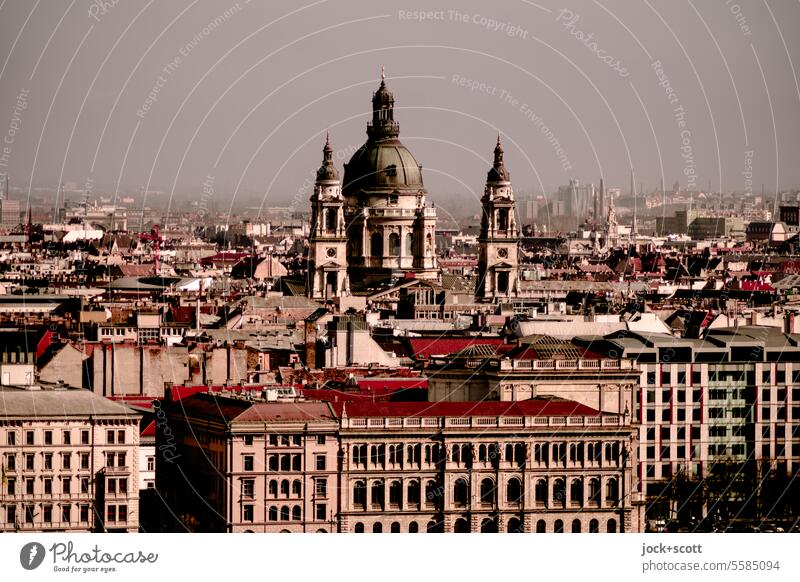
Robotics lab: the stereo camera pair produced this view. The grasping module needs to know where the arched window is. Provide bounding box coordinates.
[408,521,419,533]
[453,478,468,506]
[572,519,582,533]
[371,232,383,257]
[390,522,400,533]
[389,480,402,507]
[269,456,278,471]
[554,519,564,533]
[506,478,522,503]
[514,444,525,466]
[480,478,495,504]
[389,233,400,256]
[589,519,599,533]
[371,481,384,508]
[553,478,566,507]
[605,443,613,463]
[497,208,509,230]
[291,455,301,471]
[280,455,290,471]
[478,444,487,462]
[425,232,433,255]
[353,480,367,509]
[607,519,617,533]
[480,518,497,533]
[452,445,460,463]
[292,506,301,521]
[589,478,601,505]
[536,519,546,533]
[570,478,583,505]
[280,506,289,521]
[535,479,548,507]
[325,208,337,232]
[506,444,513,462]
[606,478,619,505]
[558,443,567,463]
[405,233,413,256]
[453,518,470,533]
[426,520,441,533]
[425,480,438,506]
[462,444,472,466]
[507,517,522,533]
[408,480,421,505]
[292,479,302,496]
[268,480,278,497]
[354,522,364,533]
[373,522,383,533]
[488,444,497,463]
[268,506,277,521]
[280,480,289,496]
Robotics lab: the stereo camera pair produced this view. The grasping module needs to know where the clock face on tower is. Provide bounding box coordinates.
[326,247,337,258]
[497,248,508,258]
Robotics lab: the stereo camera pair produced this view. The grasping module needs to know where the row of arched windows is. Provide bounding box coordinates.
[351,444,439,468]
[267,479,302,498]
[352,479,437,509]
[532,442,621,466]
[370,232,414,257]
[267,505,302,522]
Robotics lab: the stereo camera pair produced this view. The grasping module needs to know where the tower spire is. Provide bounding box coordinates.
[380,65,385,81]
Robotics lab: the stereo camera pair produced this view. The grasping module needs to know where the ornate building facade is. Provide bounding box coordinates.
[340,76,438,286]
[476,137,521,300]
[307,135,349,300]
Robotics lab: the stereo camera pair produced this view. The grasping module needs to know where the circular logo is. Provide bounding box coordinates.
[497,248,508,258]
[326,247,337,258]
[20,542,46,570]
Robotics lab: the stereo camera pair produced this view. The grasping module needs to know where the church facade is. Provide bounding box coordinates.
[306,75,520,302]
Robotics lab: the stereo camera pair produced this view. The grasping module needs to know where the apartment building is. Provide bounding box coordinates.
[578,326,800,526]
[157,390,642,533]
[0,385,141,532]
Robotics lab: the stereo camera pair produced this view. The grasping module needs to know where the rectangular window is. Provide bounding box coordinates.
[61,453,71,470]
[81,478,90,494]
[44,431,52,445]
[107,430,115,444]
[62,504,71,523]
[147,456,155,471]
[660,427,670,440]
[6,431,15,446]
[25,431,34,445]
[117,430,126,444]
[62,478,71,495]
[243,455,254,471]
[269,434,278,446]
[81,453,90,470]
[6,505,16,524]
[106,506,116,523]
[81,430,89,445]
[25,478,35,495]
[25,505,34,524]
[677,408,686,422]
[44,478,52,494]
[63,430,71,445]
[244,435,254,446]
[316,435,326,445]
[691,371,701,385]
[315,503,327,521]
[662,390,672,403]
[292,435,302,446]
[243,504,254,522]
[80,505,89,523]
[647,372,656,385]
[25,454,34,471]
[315,479,327,497]
[43,505,52,523]
[6,477,15,495]
[44,454,53,470]
[242,479,255,498]
[315,455,326,471]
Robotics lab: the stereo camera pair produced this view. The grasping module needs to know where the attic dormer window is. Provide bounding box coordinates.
[389,193,399,206]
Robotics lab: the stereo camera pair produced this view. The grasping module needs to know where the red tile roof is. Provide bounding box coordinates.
[330,398,600,419]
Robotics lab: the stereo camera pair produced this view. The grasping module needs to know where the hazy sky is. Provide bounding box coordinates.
[1,0,799,215]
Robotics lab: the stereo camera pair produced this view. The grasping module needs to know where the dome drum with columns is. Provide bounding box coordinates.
[306,73,519,301]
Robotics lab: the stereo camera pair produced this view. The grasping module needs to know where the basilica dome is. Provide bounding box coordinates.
[342,77,425,196]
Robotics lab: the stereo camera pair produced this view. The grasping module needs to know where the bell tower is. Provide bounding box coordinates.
[307,134,349,300]
[476,135,519,301]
